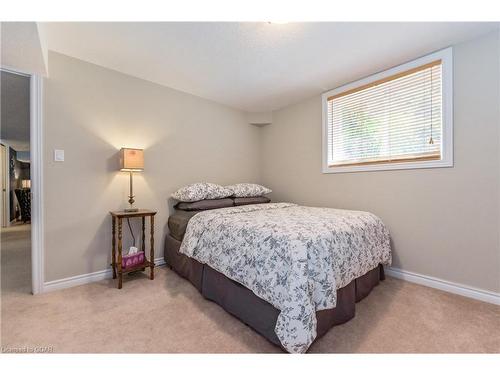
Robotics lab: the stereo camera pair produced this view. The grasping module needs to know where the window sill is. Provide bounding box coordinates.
[322,158,453,174]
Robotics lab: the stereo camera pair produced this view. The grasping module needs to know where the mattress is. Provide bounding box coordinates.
[167,210,199,241]
[168,201,271,240]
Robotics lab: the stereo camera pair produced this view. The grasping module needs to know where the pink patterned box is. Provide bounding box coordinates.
[122,251,145,269]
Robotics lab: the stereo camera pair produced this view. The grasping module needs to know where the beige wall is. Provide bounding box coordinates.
[43,52,261,281]
[0,22,47,76]
[261,31,500,293]
[43,32,500,293]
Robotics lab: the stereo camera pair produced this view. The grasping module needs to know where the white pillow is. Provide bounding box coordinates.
[226,183,272,198]
[171,182,233,202]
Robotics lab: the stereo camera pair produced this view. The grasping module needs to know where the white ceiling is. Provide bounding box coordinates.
[41,22,499,112]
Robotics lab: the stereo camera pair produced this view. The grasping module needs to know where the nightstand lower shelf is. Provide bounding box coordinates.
[118,260,154,275]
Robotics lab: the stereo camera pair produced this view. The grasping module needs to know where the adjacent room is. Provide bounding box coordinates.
[0,19,499,359]
[0,69,32,295]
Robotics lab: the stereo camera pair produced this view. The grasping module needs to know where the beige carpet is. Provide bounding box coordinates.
[1,225,499,353]
[1,223,31,295]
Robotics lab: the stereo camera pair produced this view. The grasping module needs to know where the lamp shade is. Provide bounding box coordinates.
[120,148,144,171]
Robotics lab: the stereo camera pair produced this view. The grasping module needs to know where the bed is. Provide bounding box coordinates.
[164,202,391,353]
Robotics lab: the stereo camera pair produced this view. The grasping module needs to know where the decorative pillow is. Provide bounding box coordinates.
[233,196,271,206]
[226,183,272,198]
[171,183,233,202]
[175,198,234,211]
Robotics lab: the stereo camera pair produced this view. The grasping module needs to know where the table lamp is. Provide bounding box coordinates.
[120,148,144,212]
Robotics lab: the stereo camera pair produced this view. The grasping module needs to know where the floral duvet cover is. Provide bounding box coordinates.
[179,203,391,353]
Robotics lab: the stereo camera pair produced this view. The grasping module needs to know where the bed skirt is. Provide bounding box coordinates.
[164,234,385,350]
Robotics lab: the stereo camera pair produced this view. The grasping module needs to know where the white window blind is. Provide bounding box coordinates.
[326,60,443,167]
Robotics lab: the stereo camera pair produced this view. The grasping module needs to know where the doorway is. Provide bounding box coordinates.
[0,69,32,294]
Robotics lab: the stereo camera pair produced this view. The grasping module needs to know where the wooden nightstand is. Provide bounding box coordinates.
[110,210,157,289]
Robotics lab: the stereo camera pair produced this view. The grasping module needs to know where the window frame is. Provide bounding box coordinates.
[322,47,453,174]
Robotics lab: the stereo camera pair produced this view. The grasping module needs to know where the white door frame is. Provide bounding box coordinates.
[1,66,44,294]
[30,73,44,294]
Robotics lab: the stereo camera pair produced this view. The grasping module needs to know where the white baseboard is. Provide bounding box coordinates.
[40,260,500,305]
[155,257,166,267]
[43,257,166,293]
[385,266,500,306]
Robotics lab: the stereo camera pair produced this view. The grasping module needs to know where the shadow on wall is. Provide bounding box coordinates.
[388,237,401,271]
[106,150,121,174]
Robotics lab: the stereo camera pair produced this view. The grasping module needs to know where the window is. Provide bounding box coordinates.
[322,48,453,173]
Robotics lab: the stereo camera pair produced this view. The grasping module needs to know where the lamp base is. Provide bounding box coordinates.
[124,207,139,212]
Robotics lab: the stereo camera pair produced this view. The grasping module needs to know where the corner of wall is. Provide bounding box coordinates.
[36,23,49,76]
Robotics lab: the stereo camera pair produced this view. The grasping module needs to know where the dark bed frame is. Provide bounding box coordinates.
[164,234,385,351]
